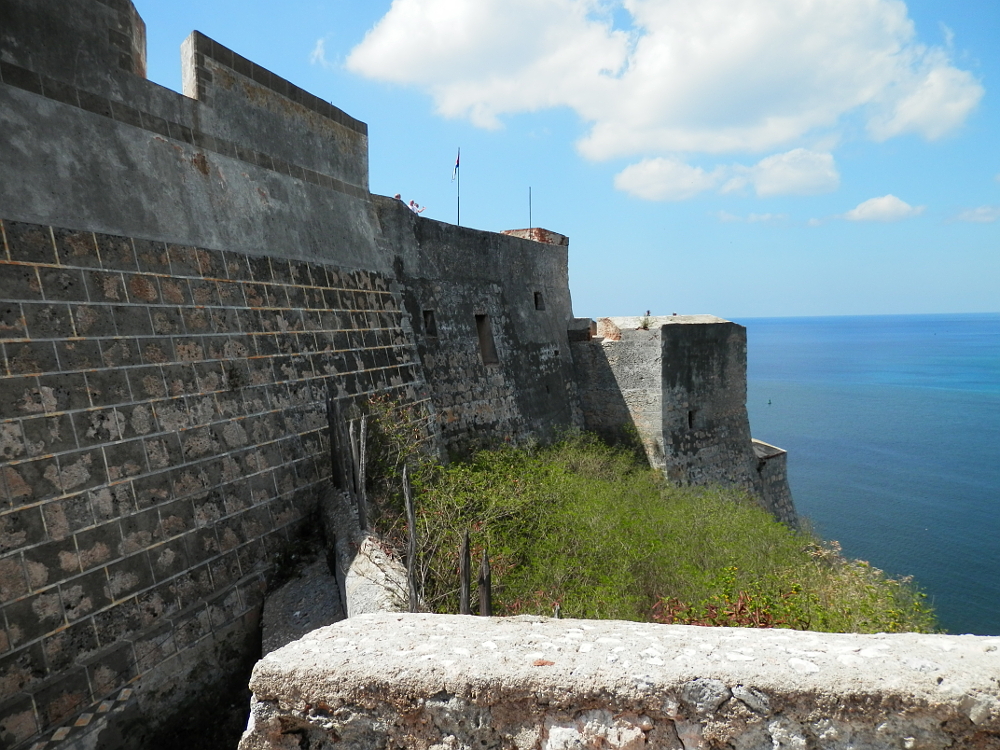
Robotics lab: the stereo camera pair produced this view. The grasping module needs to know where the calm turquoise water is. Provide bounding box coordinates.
[738,313,1000,635]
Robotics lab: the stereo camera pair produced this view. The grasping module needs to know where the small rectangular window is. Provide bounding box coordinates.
[475,314,499,365]
[688,409,697,429]
[423,309,437,337]
[534,292,545,310]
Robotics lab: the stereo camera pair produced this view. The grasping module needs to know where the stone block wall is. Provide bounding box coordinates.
[0,1,382,270]
[0,5,581,743]
[0,218,426,748]
[376,198,581,455]
[752,440,796,528]
[573,316,795,526]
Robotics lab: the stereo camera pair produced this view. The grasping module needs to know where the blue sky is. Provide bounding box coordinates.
[134,0,999,319]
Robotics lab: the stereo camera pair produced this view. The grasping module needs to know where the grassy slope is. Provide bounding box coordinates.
[395,436,935,633]
[360,397,935,633]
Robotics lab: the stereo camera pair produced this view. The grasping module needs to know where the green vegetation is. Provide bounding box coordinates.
[363,400,936,634]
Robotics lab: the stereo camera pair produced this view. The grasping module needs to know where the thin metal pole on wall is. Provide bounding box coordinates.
[453,147,461,226]
[459,529,471,615]
[403,464,419,613]
[529,186,532,228]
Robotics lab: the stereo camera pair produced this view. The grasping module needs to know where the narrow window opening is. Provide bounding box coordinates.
[475,314,499,365]
[534,292,545,310]
[688,409,697,429]
[422,309,437,337]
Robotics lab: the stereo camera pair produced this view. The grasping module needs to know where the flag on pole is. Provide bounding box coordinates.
[452,148,460,181]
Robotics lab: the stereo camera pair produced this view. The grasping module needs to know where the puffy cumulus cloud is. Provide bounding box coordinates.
[614,158,724,200]
[348,0,982,159]
[843,195,925,222]
[616,149,837,200]
[747,149,839,198]
[955,206,1000,223]
[866,57,984,141]
[347,0,628,128]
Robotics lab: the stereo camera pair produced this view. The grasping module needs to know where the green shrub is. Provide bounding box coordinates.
[365,420,936,633]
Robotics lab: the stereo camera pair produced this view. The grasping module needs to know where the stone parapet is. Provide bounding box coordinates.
[241,612,1000,749]
[752,440,795,526]
[500,228,570,246]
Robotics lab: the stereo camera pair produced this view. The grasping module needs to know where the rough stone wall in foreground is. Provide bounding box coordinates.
[0,218,424,748]
[241,613,1000,749]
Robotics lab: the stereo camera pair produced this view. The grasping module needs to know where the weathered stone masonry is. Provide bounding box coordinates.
[241,613,1000,750]
[0,218,430,748]
[0,2,585,747]
[572,316,795,526]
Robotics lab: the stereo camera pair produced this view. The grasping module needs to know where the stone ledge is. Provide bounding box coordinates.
[241,613,1000,749]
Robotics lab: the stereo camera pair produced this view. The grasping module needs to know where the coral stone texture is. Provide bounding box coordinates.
[241,613,1000,749]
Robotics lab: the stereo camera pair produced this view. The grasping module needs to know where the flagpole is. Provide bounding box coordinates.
[529,186,532,228]
[456,147,461,226]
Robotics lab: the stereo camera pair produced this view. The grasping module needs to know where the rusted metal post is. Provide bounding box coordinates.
[345,418,368,530]
[327,394,347,490]
[357,416,368,530]
[403,464,418,613]
[348,420,358,493]
[478,548,492,617]
[459,530,471,615]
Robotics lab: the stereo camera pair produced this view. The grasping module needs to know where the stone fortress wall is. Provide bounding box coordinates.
[5,2,983,750]
[0,3,583,746]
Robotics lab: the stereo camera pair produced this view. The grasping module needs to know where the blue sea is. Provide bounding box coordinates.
[738,313,1000,636]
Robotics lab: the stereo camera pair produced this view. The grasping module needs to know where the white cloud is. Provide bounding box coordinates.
[347,0,628,129]
[956,206,1000,223]
[310,38,334,69]
[748,149,839,197]
[616,148,837,200]
[866,59,983,141]
[940,22,955,49]
[843,195,925,222]
[348,0,983,158]
[614,158,723,200]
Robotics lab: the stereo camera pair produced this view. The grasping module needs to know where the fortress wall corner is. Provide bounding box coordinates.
[573,316,797,526]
